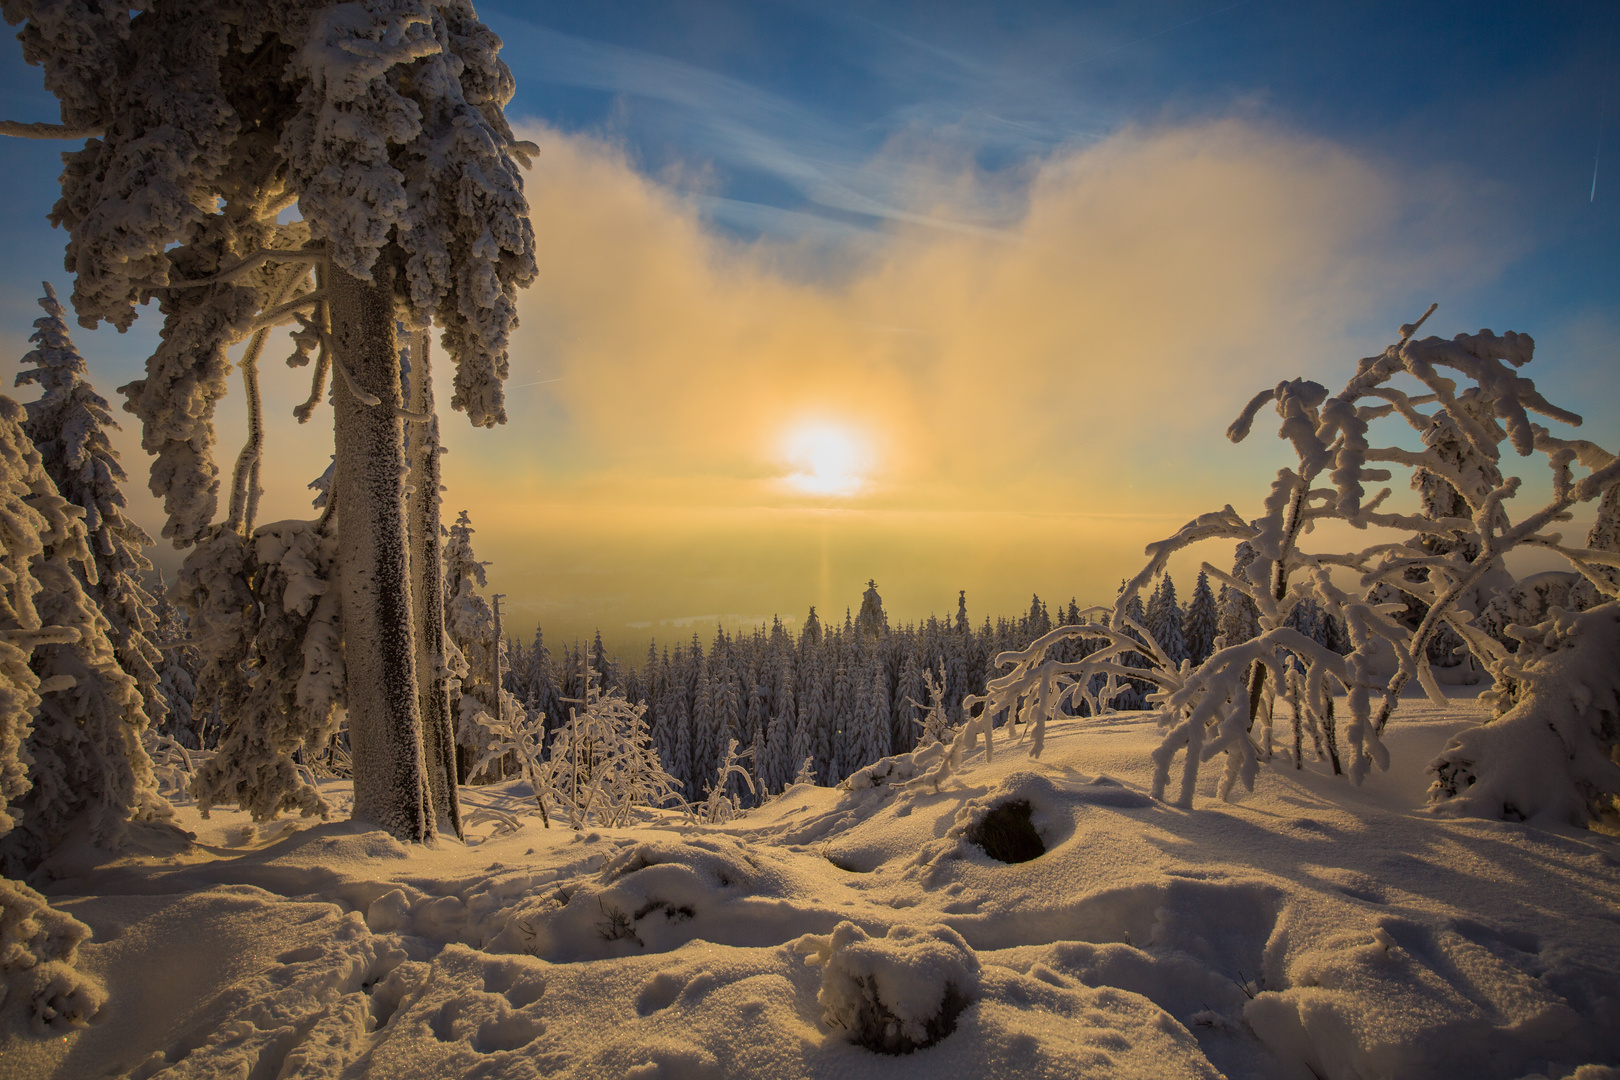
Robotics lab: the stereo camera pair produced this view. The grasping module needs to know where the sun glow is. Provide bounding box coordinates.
[782,423,867,496]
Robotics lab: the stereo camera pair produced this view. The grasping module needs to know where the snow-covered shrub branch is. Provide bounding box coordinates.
[464,687,550,823]
[939,310,1618,810]
[909,661,957,748]
[696,738,755,825]
[542,669,689,830]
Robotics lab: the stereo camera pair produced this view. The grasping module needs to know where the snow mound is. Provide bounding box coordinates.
[482,834,836,962]
[794,921,979,1054]
[1430,602,1620,825]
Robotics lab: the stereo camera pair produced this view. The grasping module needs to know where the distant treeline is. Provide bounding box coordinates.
[501,573,1348,797]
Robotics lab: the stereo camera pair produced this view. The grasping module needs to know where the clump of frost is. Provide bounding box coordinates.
[793,921,979,1055]
[843,741,951,792]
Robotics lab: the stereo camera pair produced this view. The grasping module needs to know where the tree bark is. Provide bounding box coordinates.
[404,329,462,840]
[329,265,432,842]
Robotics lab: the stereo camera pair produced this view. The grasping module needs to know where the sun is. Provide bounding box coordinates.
[782,423,867,496]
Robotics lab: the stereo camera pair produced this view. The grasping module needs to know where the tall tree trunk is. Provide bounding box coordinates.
[329,265,432,842]
[404,329,462,839]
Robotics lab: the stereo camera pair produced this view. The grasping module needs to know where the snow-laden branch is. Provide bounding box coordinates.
[236,290,326,340]
[955,305,1619,814]
[0,119,102,139]
[334,359,381,407]
[164,248,324,289]
[293,343,333,424]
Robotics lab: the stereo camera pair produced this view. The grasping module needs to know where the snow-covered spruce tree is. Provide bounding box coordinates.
[3,0,536,841]
[0,399,99,1028]
[15,284,166,738]
[894,649,925,749]
[443,509,500,781]
[0,392,175,1031]
[1183,569,1219,665]
[855,579,889,638]
[857,655,893,769]
[1215,543,1261,651]
[830,660,855,782]
[713,662,743,793]
[0,401,169,874]
[1145,573,1188,667]
[690,662,718,792]
[917,309,1619,814]
[147,576,200,748]
[789,652,821,787]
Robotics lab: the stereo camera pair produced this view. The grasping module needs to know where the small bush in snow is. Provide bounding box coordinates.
[1429,603,1620,825]
[543,669,689,830]
[909,661,957,748]
[695,738,756,825]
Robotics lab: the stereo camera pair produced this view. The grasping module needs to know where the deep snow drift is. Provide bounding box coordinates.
[3,694,1618,1080]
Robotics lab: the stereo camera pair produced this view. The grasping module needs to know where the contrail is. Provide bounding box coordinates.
[507,376,565,389]
[1595,3,1618,203]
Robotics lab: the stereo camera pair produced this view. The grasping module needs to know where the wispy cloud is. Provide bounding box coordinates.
[491,14,1042,239]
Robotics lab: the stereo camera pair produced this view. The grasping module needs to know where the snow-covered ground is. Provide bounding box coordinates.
[5,693,1619,1080]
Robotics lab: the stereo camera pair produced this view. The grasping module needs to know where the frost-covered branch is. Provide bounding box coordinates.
[165,248,325,289]
[236,290,327,341]
[963,306,1618,813]
[0,119,102,139]
[334,358,382,407]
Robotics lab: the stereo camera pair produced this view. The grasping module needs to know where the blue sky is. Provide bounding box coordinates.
[1,2,1616,644]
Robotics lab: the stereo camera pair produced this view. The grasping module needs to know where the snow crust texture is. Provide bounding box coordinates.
[4,699,1617,1080]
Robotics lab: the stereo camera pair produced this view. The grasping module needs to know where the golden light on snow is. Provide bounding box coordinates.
[781,422,867,496]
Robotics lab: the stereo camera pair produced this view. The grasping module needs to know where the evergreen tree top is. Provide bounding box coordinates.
[16,283,129,489]
[855,579,888,638]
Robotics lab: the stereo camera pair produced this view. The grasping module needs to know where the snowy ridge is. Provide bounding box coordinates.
[6,697,1618,1079]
